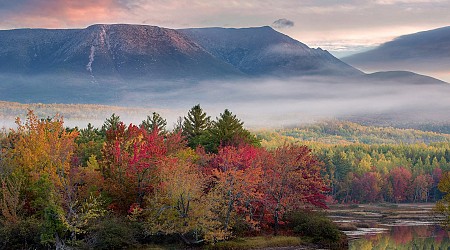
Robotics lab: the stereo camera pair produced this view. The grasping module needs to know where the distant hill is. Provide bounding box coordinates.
[0,100,175,129]
[364,71,448,85]
[1,99,448,145]
[343,26,450,81]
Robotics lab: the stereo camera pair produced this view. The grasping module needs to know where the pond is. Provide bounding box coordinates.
[349,225,450,249]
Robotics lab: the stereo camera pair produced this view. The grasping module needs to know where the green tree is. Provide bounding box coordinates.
[183,104,210,148]
[140,112,167,135]
[76,123,104,167]
[173,116,183,134]
[207,109,259,152]
[101,113,121,134]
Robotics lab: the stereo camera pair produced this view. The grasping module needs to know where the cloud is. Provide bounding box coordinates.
[375,0,446,4]
[0,72,449,129]
[272,18,294,29]
[0,0,131,29]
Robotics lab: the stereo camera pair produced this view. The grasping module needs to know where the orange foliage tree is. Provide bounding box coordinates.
[261,145,329,235]
[12,110,78,189]
[207,144,264,233]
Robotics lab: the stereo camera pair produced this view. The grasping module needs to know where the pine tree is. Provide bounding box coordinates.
[207,109,259,152]
[183,104,211,148]
[141,112,167,135]
[101,113,121,134]
[173,116,183,134]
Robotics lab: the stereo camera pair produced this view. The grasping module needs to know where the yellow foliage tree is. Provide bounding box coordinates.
[12,110,78,188]
[146,149,224,243]
[435,171,450,227]
[0,175,23,225]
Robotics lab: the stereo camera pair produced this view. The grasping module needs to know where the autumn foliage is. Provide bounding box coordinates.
[0,109,332,248]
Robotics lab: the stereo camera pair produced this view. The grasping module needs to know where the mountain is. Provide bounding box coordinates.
[0,24,241,81]
[342,26,450,81]
[179,26,361,76]
[0,24,447,105]
[0,24,362,80]
[0,24,365,104]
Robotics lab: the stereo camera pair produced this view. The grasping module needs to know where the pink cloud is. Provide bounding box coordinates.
[2,0,129,29]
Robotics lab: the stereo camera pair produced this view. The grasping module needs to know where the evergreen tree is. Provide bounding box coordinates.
[101,113,121,134]
[173,116,183,134]
[183,104,211,148]
[207,109,259,152]
[77,123,104,144]
[141,112,167,134]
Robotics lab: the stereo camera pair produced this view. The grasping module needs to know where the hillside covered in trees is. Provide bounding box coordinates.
[257,121,450,146]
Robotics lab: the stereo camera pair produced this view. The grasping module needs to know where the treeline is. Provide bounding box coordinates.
[317,142,450,203]
[257,121,450,146]
[0,100,167,128]
[259,127,450,203]
[0,106,334,249]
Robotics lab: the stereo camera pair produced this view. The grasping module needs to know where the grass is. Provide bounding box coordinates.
[134,236,305,250]
[206,236,304,250]
[135,244,185,250]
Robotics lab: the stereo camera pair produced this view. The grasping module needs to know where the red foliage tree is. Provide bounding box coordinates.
[207,144,264,231]
[101,123,185,213]
[261,145,329,235]
[389,166,412,203]
[352,172,382,203]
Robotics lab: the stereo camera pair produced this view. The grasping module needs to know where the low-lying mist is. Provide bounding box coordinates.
[1,75,449,130]
[117,75,450,128]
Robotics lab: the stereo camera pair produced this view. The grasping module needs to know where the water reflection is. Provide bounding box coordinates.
[349,225,450,250]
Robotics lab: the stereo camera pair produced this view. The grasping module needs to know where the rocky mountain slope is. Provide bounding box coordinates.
[0,24,241,82]
[179,26,361,76]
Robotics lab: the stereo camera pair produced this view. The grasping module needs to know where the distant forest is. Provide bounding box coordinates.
[257,122,450,203]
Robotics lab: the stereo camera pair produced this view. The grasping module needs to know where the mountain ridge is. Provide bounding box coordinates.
[179,26,362,76]
[0,23,447,105]
[342,25,450,82]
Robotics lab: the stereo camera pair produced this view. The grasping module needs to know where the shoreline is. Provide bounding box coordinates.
[327,203,443,240]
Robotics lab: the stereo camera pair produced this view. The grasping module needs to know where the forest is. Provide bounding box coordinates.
[1,105,450,249]
[0,106,345,249]
[257,125,450,204]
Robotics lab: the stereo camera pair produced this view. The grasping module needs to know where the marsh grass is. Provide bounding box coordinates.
[206,236,304,249]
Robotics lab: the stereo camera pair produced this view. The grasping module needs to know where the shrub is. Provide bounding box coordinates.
[231,217,255,237]
[84,217,138,250]
[0,217,43,249]
[285,210,347,248]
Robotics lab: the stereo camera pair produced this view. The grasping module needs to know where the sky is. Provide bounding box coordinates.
[1,0,450,57]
